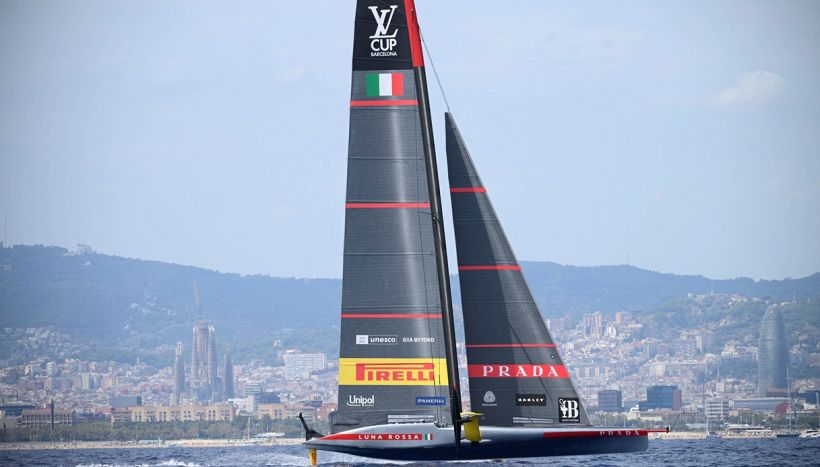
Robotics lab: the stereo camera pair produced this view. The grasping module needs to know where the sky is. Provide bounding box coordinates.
[1,0,818,281]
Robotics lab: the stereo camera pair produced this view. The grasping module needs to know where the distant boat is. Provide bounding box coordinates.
[253,432,285,439]
[719,424,775,439]
[303,0,663,462]
[799,429,820,439]
[776,361,799,438]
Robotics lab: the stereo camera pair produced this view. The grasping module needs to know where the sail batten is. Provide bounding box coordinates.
[446,112,590,427]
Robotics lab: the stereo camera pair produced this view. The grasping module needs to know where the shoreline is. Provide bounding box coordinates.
[0,438,304,450]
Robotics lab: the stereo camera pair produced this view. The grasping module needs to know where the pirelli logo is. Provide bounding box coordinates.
[339,358,448,386]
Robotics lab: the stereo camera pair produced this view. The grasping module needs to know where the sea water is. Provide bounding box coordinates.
[1,438,818,467]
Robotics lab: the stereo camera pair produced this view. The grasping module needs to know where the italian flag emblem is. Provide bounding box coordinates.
[423,434,433,440]
[366,72,404,97]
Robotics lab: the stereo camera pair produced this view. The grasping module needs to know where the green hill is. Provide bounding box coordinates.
[1,245,818,364]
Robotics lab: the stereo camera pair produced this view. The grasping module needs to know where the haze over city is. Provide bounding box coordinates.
[1,0,819,281]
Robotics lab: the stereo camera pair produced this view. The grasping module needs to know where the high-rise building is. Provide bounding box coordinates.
[172,342,185,405]
[190,282,219,401]
[639,385,682,411]
[222,347,234,400]
[758,307,788,397]
[598,389,623,412]
[582,312,604,338]
[283,352,326,379]
[191,320,218,400]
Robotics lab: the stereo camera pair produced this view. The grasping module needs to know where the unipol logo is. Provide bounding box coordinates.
[558,398,581,423]
[368,5,399,56]
[346,394,375,407]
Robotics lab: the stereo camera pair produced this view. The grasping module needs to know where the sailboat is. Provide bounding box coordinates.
[776,365,799,437]
[304,0,661,461]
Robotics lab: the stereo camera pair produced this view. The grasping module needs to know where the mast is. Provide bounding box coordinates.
[405,0,463,446]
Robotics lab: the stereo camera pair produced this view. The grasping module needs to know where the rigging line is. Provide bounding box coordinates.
[410,93,441,417]
[419,28,450,112]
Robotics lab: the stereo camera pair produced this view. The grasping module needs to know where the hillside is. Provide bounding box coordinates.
[1,244,818,364]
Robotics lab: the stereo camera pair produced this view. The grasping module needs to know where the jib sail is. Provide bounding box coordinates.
[445,112,590,427]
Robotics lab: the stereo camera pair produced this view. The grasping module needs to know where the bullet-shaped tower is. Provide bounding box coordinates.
[758,307,788,397]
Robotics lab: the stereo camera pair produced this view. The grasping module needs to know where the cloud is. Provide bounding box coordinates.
[716,70,784,105]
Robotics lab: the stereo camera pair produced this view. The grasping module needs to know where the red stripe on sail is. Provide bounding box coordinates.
[404,0,424,67]
[345,202,430,209]
[466,343,556,348]
[542,430,649,439]
[350,99,418,107]
[392,73,404,96]
[450,187,486,193]
[467,364,569,378]
[458,265,521,271]
[341,314,442,319]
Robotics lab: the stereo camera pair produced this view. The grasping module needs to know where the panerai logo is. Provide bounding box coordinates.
[369,5,399,56]
[558,397,581,423]
[346,395,375,407]
[481,390,497,407]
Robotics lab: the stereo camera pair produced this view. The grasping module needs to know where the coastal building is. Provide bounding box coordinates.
[598,389,623,412]
[19,408,74,427]
[110,395,142,409]
[283,352,326,379]
[256,402,285,420]
[639,385,682,411]
[129,403,235,423]
[0,403,36,417]
[228,396,256,415]
[733,397,789,413]
[758,307,788,397]
[243,381,263,397]
[705,398,730,420]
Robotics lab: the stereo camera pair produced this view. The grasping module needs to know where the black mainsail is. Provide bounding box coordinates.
[331,0,460,435]
[445,113,590,427]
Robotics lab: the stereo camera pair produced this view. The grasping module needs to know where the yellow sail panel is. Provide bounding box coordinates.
[339,358,448,386]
